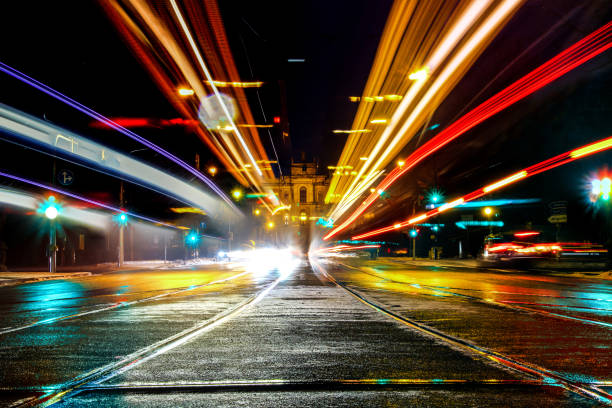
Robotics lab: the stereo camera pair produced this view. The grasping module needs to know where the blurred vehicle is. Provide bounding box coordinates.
[483,232,608,266]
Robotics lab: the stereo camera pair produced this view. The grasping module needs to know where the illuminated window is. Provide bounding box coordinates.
[299,187,307,203]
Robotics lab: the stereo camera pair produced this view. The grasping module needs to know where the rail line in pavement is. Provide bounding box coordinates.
[10,270,288,408]
[0,270,251,336]
[339,262,612,329]
[311,260,612,406]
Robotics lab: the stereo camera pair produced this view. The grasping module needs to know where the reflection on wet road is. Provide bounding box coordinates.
[0,253,610,407]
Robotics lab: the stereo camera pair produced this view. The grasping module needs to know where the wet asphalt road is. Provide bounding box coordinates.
[0,256,610,407]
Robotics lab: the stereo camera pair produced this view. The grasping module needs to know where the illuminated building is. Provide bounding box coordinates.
[263,157,330,247]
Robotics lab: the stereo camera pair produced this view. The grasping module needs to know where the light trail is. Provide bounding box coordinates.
[328,0,517,212]
[0,103,233,218]
[352,133,612,240]
[0,62,237,211]
[170,0,262,176]
[325,19,612,240]
[0,170,178,229]
[0,187,109,230]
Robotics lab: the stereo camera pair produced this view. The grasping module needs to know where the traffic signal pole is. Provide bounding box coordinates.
[118,181,124,267]
[49,219,57,273]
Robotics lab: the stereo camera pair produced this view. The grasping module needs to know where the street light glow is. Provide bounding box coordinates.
[483,207,493,215]
[408,67,429,81]
[44,206,58,220]
[178,88,195,96]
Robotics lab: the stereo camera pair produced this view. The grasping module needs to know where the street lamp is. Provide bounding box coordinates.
[178,88,195,96]
[232,189,243,200]
[208,166,217,176]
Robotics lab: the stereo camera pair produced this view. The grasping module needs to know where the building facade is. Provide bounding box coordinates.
[261,160,330,248]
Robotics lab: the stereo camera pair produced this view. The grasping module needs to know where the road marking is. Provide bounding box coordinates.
[311,260,612,406]
[17,271,289,408]
[0,270,251,336]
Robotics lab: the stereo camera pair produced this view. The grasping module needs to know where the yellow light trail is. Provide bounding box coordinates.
[328,0,522,222]
[170,0,263,177]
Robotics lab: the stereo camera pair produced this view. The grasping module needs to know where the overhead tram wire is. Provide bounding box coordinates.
[0,61,239,213]
[238,35,283,178]
[169,0,262,177]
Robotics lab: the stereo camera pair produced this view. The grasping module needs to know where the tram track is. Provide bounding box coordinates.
[338,262,612,329]
[0,270,251,336]
[312,260,612,406]
[8,271,287,408]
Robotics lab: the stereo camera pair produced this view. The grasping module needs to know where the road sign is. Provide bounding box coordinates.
[548,214,567,224]
[57,169,74,186]
[548,201,567,215]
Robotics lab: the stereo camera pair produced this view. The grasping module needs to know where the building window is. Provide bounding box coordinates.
[299,186,307,203]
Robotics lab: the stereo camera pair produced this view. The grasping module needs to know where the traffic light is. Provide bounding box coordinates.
[114,212,128,226]
[40,195,61,219]
[186,231,199,245]
[591,177,611,201]
[409,229,418,238]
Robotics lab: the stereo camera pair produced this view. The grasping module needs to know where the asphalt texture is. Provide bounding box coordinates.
[0,254,609,407]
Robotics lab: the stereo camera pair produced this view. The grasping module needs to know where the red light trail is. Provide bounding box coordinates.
[352,133,612,240]
[325,19,612,241]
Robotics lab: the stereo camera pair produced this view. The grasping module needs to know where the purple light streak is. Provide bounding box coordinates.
[0,169,177,228]
[0,61,238,211]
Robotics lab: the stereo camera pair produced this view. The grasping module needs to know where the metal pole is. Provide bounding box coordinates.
[118,181,124,267]
[412,237,416,260]
[118,225,124,267]
[49,220,57,273]
[228,223,232,252]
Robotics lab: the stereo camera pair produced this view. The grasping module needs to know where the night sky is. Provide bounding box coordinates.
[1,1,612,258]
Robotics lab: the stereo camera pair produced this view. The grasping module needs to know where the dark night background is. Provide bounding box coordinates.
[1,1,612,264]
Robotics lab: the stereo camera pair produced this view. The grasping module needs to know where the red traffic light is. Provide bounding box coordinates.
[273,116,281,124]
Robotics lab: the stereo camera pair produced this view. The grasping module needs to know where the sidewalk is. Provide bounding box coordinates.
[0,259,225,287]
[0,271,92,287]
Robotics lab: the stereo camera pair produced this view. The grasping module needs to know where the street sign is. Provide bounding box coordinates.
[548,214,567,224]
[549,200,567,215]
[57,169,74,186]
